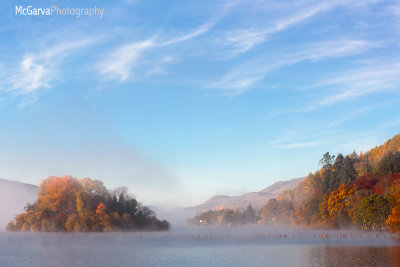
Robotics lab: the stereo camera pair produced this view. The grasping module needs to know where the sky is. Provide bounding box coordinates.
[0,0,400,207]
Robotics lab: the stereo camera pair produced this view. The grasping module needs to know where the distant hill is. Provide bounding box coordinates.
[188,177,305,212]
[0,179,38,230]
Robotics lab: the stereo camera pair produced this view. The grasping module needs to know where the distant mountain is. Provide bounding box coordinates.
[0,179,38,230]
[188,177,305,212]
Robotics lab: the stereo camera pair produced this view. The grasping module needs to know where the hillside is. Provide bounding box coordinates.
[362,133,400,160]
[188,177,304,212]
[0,179,38,230]
[187,133,400,232]
[261,132,400,229]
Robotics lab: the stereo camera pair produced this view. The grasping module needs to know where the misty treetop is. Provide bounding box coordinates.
[187,133,400,237]
[6,176,170,232]
[186,204,256,226]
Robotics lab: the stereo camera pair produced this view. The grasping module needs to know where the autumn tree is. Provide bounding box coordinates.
[386,183,400,236]
[296,193,321,225]
[320,184,354,228]
[355,194,389,230]
[260,198,294,225]
[36,176,83,230]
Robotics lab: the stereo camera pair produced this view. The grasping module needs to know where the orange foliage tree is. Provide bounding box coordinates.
[386,183,400,236]
[320,184,354,228]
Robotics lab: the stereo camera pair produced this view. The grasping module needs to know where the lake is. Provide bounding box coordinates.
[1,227,399,266]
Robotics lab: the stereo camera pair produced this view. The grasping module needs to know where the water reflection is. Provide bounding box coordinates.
[307,246,400,267]
[0,228,399,267]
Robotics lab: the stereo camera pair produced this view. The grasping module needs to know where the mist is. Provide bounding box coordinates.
[0,179,37,231]
[1,226,399,267]
[150,206,198,228]
[0,140,181,206]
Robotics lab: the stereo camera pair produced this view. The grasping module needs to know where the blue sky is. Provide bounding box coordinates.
[0,0,400,207]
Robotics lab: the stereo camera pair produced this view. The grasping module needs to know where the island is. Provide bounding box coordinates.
[7,176,170,232]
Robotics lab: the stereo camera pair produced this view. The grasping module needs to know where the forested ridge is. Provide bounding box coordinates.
[187,133,400,237]
[6,176,170,232]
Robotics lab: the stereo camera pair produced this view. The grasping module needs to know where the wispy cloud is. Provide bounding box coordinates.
[224,28,270,57]
[211,39,373,95]
[328,105,376,127]
[222,0,378,57]
[161,19,218,46]
[381,117,400,128]
[269,129,322,149]
[145,56,176,77]
[0,39,96,104]
[391,4,400,17]
[99,38,156,82]
[312,61,400,107]
[328,101,398,127]
[275,140,321,149]
[99,16,221,82]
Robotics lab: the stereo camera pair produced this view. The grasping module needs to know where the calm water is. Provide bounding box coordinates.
[1,227,400,267]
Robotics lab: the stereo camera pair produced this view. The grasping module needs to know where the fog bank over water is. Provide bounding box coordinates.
[1,227,399,266]
[0,179,37,230]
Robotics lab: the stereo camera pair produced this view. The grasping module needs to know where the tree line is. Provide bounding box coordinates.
[186,204,256,226]
[187,133,400,237]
